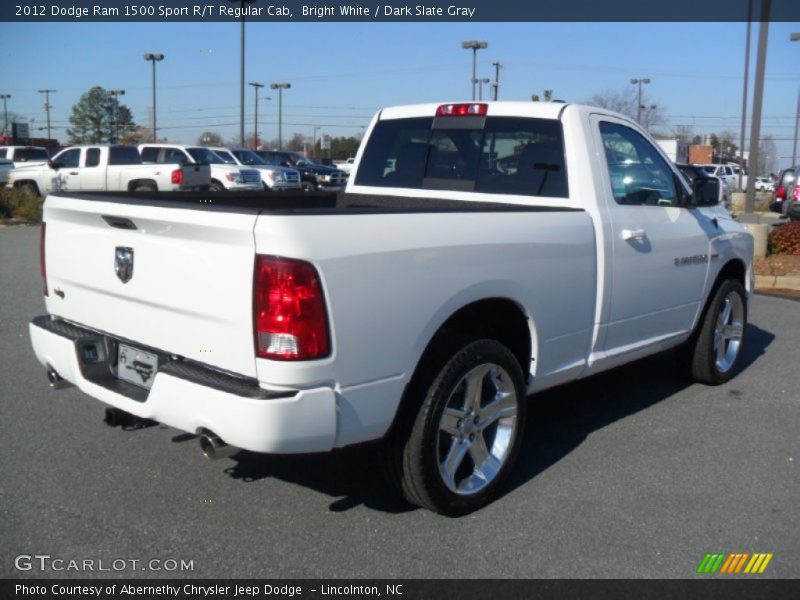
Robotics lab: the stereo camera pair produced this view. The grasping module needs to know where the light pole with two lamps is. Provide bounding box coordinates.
[143,53,164,142]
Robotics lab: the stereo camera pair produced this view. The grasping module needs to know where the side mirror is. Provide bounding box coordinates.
[281,161,291,167]
[691,177,720,207]
[49,160,62,170]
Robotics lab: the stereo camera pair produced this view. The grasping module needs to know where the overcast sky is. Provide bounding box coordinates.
[2,21,799,168]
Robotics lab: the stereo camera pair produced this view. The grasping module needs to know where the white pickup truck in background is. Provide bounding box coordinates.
[0,145,51,168]
[7,145,210,195]
[30,101,753,515]
[139,144,262,192]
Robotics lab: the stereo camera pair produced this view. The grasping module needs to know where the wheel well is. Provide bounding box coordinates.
[428,298,532,375]
[385,298,533,443]
[690,258,747,338]
[128,179,157,191]
[715,258,746,289]
[15,180,40,195]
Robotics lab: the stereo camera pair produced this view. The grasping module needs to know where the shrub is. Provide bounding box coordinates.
[769,222,800,255]
[0,188,44,222]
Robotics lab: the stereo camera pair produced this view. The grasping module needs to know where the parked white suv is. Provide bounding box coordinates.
[139,144,262,191]
[209,147,301,191]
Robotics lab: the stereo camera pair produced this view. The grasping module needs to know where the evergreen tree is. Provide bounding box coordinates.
[67,86,136,144]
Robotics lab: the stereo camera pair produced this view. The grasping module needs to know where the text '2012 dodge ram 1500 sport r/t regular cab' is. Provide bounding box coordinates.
[30,102,753,515]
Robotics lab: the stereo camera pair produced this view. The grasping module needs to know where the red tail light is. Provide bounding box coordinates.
[793,187,800,201]
[254,256,330,360]
[776,186,786,200]
[436,103,488,117]
[171,168,184,185]
[40,222,48,297]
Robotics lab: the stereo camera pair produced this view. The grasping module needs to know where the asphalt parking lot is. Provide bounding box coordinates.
[1,225,798,579]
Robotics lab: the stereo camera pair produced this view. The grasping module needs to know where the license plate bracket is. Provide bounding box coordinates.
[117,343,159,389]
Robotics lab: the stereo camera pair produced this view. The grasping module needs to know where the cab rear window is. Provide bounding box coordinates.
[354,116,568,198]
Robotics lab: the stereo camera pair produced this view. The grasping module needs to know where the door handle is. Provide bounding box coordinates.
[69,171,79,175]
[621,228,647,241]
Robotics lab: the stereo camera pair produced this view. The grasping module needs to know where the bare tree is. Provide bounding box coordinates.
[586,87,665,132]
[197,131,223,146]
[757,135,777,176]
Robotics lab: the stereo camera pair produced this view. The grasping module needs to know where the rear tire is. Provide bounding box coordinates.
[209,181,225,192]
[682,279,747,385]
[132,183,157,193]
[389,338,526,515]
[17,182,39,197]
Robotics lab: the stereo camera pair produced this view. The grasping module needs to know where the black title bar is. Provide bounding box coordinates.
[3,0,799,22]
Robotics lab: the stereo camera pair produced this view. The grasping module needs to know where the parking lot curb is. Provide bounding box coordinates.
[756,274,800,291]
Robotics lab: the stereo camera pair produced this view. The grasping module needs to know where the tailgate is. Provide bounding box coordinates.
[182,163,211,188]
[43,194,259,378]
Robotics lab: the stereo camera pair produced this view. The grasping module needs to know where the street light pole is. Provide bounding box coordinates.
[491,62,502,101]
[248,81,264,150]
[462,41,488,101]
[477,78,490,101]
[313,125,321,159]
[791,32,799,167]
[143,53,164,142]
[745,0,771,213]
[37,89,56,141]
[270,83,290,150]
[738,2,753,191]
[0,94,10,137]
[109,89,125,143]
[630,78,650,124]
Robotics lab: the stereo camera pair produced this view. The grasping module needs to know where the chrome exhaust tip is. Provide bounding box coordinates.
[199,431,237,460]
[46,365,70,390]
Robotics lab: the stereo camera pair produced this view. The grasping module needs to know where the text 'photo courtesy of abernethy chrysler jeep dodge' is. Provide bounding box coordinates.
[29,101,753,515]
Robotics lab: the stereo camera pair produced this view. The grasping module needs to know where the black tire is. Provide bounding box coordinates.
[17,182,39,197]
[209,181,225,192]
[132,183,157,193]
[389,338,526,515]
[683,279,747,385]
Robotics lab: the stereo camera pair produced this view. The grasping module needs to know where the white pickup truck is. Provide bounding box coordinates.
[139,144,262,192]
[7,145,210,195]
[29,102,753,515]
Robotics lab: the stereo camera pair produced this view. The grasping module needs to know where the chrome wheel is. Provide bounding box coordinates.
[437,363,519,495]
[713,291,744,373]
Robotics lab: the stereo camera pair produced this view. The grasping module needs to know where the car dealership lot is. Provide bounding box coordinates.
[1,225,798,579]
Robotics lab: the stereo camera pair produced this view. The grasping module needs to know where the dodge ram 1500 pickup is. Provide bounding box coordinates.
[29,101,754,515]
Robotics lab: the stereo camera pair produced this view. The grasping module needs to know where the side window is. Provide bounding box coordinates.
[56,149,81,169]
[140,147,160,163]
[163,148,187,164]
[725,167,733,176]
[599,122,677,207]
[0,149,7,159]
[84,148,101,167]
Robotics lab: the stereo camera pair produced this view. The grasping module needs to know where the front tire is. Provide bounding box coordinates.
[684,279,747,385]
[394,338,526,515]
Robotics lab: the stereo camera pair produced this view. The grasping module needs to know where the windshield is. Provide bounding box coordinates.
[14,147,50,162]
[233,150,267,166]
[211,149,238,165]
[187,147,224,164]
